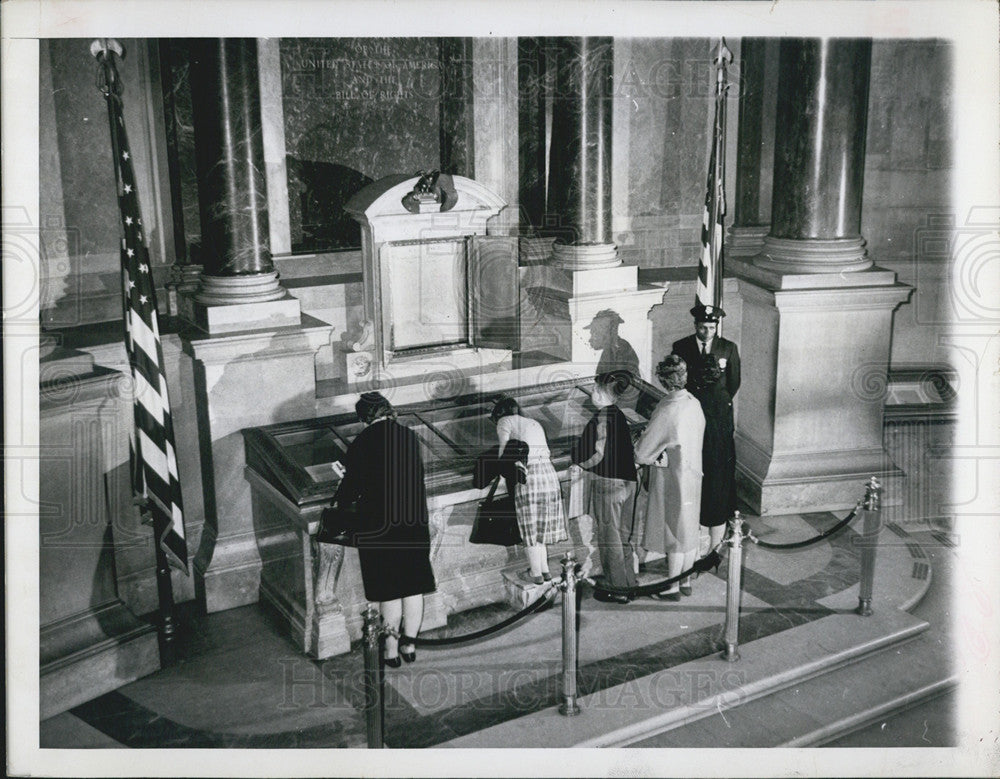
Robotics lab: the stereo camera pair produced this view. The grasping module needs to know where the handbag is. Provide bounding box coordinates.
[470,476,522,546]
[316,498,361,547]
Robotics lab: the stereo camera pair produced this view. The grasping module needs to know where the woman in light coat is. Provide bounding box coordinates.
[634,354,706,600]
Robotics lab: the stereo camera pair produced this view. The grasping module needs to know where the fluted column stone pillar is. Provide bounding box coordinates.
[184,38,299,333]
[529,38,666,377]
[177,40,328,615]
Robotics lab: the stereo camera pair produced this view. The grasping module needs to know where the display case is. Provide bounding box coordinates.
[243,375,664,658]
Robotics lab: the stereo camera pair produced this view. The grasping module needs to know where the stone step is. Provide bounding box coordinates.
[440,606,930,748]
[625,627,955,747]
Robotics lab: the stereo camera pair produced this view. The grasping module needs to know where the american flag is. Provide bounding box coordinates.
[697,39,733,313]
[99,47,188,571]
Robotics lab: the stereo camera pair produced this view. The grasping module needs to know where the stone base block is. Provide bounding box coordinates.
[374,347,512,395]
[737,465,903,516]
[730,257,897,290]
[39,345,96,378]
[40,602,160,719]
[196,555,262,614]
[501,569,552,610]
[544,265,638,296]
[189,294,302,335]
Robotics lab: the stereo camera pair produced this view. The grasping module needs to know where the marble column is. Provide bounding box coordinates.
[728,38,779,258]
[157,40,204,315]
[547,37,619,270]
[757,38,873,273]
[178,40,330,613]
[184,38,299,333]
[731,39,912,515]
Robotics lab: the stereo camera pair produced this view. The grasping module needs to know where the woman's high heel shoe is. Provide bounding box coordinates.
[399,640,416,664]
[383,655,402,668]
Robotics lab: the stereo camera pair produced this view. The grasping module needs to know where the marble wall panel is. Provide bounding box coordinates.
[861,40,953,367]
[279,38,455,252]
[613,38,742,268]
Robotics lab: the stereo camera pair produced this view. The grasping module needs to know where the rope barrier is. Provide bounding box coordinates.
[387,581,559,647]
[748,500,862,550]
[589,545,724,599]
[590,486,865,597]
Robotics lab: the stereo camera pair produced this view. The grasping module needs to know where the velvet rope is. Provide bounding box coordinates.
[400,581,558,647]
[750,505,860,550]
[591,547,724,599]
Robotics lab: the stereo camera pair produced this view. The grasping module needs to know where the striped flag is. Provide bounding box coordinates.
[697,39,733,314]
[98,45,188,571]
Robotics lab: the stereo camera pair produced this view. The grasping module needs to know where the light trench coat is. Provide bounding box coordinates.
[634,389,706,555]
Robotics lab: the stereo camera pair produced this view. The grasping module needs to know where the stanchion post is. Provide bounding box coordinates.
[361,604,385,748]
[721,512,744,662]
[558,551,581,716]
[856,476,882,617]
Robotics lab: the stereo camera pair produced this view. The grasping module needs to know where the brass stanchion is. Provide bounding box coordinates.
[558,551,581,716]
[856,476,882,617]
[721,512,745,662]
[361,604,385,748]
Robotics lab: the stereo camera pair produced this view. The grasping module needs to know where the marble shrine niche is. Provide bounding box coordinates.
[345,174,518,389]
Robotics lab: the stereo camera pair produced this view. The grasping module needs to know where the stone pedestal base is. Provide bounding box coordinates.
[756,235,872,273]
[41,603,160,720]
[735,434,902,515]
[551,241,621,270]
[534,264,668,382]
[732,259,912,515]
[182,315,335,613]
[373,347,512,396]
[188,294,302,335]
[40,355,161,718]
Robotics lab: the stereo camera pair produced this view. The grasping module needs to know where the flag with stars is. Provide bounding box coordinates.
[697,39,732,314]
[101,51,188,571]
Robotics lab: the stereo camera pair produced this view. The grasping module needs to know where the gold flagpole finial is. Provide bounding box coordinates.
[714,38,733,68]
[90,38,124,60]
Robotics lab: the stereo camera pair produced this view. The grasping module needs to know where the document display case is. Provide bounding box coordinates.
[242,375,663,658]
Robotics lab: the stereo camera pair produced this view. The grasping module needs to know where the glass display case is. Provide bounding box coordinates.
[243,375,663,509]
[241,374,664,659]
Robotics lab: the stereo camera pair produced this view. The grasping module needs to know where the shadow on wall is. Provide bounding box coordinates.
[285,157,373,253]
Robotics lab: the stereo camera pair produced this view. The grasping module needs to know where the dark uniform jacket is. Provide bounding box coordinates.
[671,334,741,399]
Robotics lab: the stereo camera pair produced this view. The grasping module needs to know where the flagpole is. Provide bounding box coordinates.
[714,41,729,331]
[696,39,732,337]
[151,506,178,662]
[94,39,180,666]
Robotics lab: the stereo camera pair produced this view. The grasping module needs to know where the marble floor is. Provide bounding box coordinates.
[40,416,958,752]
[40,507,955,751]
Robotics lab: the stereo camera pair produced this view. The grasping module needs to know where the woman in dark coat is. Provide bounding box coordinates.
[688,354,737,549]
[336,392,436,666]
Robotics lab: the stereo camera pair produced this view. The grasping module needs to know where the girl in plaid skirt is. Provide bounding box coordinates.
[491,396,568,584]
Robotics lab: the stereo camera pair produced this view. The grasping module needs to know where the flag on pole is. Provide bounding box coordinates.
[96,41,189,571]
[696,39,733,316]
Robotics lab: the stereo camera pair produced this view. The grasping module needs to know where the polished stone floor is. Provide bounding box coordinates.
[41,418,957,751]
[41,514,952,751]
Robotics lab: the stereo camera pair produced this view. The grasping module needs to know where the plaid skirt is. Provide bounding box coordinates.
[514,460,568,546]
